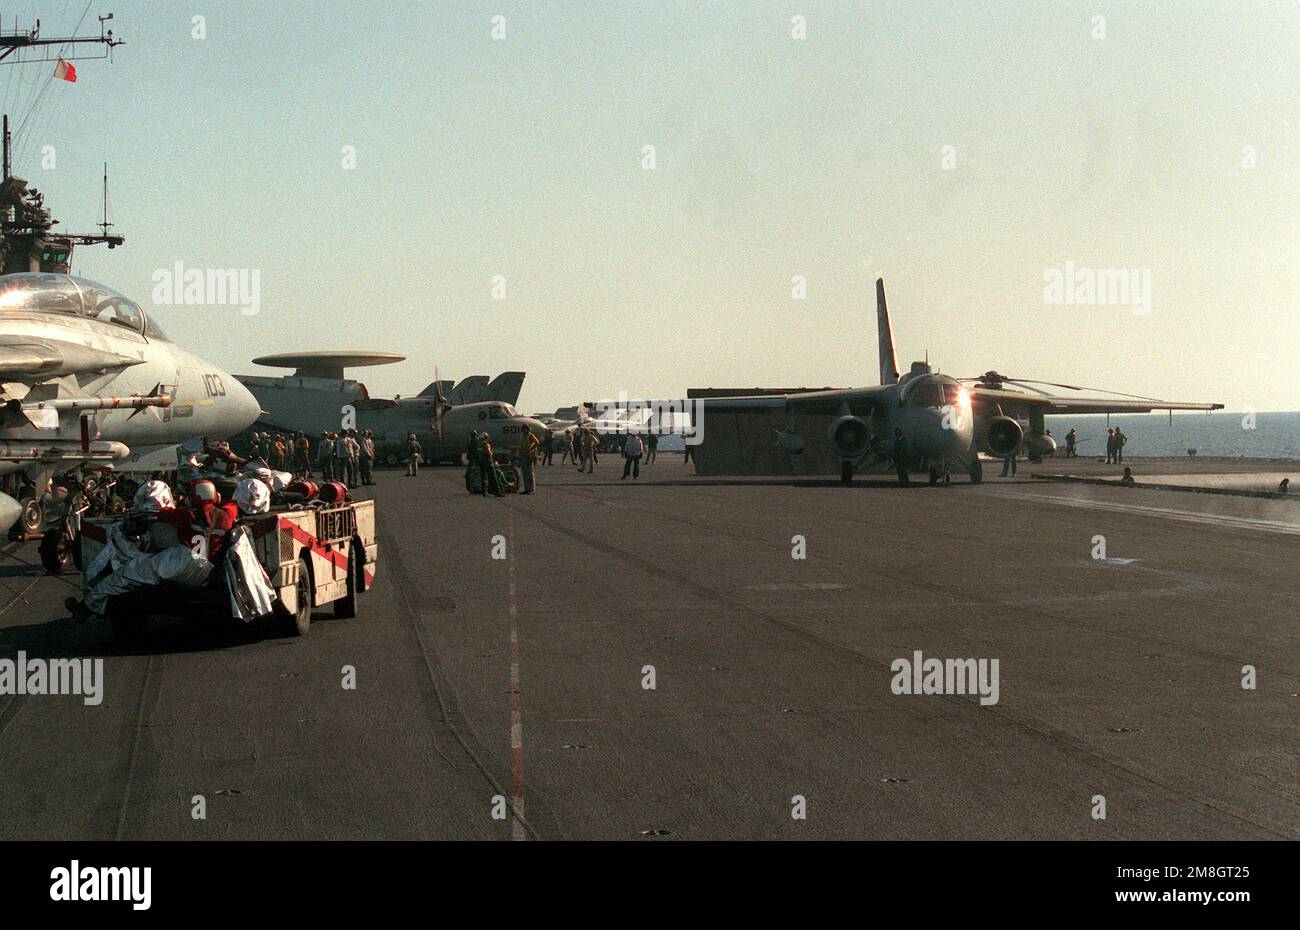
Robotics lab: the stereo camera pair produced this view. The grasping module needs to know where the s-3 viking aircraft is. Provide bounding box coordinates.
[687,279,1223,485]
[0,273,261,531]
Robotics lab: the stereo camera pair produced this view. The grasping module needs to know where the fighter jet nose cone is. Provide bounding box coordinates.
[0,492,21,534]
[231,378,261,432]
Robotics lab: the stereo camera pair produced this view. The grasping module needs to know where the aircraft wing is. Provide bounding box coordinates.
[972,387,1223,417]
[692,386,889,417]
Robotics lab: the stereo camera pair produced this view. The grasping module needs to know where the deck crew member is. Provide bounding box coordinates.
[360,430,376,485]
[477,432,503,496]
[622,432,644,479]
[294,431,312,476]
[519,428,540,494]
[893,428,910,485]
[406,433,422,477]
[334,431,352,485]
[319,432,335,481]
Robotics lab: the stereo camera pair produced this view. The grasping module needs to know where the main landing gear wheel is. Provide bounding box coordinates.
[969,457,983,484]
[38,531,73,574]
[17,497,42,536]
[928,466,941,486]
[896,464,909,486]
[840,460,854,485]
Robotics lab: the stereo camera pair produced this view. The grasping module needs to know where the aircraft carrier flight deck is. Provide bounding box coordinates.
[0,455,1293,841]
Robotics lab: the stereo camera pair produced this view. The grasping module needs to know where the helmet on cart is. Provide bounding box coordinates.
[234,478,271,515]
[133,480,175,513]
[188,479,219,505]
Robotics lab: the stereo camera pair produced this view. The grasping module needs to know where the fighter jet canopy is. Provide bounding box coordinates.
[0,272,147,335]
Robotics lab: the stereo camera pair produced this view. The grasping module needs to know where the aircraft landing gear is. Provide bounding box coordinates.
[17,496,43,536]
[928,466,941,486]
[969,457,983,484]
[840,459,854,485]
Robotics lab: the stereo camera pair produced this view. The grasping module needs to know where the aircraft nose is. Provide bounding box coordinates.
[923,408,972,456]
[229,376,261,433]
[943,412,973,453]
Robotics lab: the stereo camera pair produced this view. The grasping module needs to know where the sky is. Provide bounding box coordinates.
[4,0,1296,412]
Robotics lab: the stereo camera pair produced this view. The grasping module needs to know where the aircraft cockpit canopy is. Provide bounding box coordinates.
[488,403,519,419]
[900,376,967,408]
[0,272,149,336]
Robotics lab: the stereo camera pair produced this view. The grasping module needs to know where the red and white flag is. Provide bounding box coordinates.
[53,58,77,83]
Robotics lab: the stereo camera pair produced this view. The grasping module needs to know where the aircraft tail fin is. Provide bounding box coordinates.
[417,380,452,398]
[876,277,900,385]
[452,375,489,404]
[485,371,526,405]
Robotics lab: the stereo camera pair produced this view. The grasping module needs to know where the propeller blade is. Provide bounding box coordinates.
[1002,380,1054,396]
[956,373,1085,392]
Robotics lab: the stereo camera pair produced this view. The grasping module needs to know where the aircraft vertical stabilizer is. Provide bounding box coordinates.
[486,371,526,405]
[451,376,490,404]
[876,278,900,385]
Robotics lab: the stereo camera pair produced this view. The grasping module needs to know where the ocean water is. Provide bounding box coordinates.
[1042,411,1299,460]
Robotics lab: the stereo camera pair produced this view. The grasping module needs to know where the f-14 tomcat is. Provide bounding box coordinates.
[0,272,260,531]
[694,279,1223,485]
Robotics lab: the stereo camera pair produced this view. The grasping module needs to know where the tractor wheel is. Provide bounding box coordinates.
[334,541,361,619]
[277,554,313,636]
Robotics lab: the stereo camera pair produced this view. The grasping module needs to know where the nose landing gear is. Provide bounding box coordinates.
[928,463,953,486]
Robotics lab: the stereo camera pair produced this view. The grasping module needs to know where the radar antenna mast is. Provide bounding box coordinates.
[0,12,122,65]
[0,12,124,274]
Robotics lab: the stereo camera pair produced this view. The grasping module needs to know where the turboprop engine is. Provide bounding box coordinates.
[983,415,1023,457]
[828,415,870,459]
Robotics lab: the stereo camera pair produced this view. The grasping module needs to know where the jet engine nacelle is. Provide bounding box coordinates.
[777,430,805,454]
[984,416,1023,457]
[1022,431,1057,458]
[828,415,870,459]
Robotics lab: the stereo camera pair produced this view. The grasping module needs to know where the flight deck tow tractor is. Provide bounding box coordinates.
[78,494,378,640]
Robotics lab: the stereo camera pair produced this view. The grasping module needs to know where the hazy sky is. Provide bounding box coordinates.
[7,0,1296,411]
